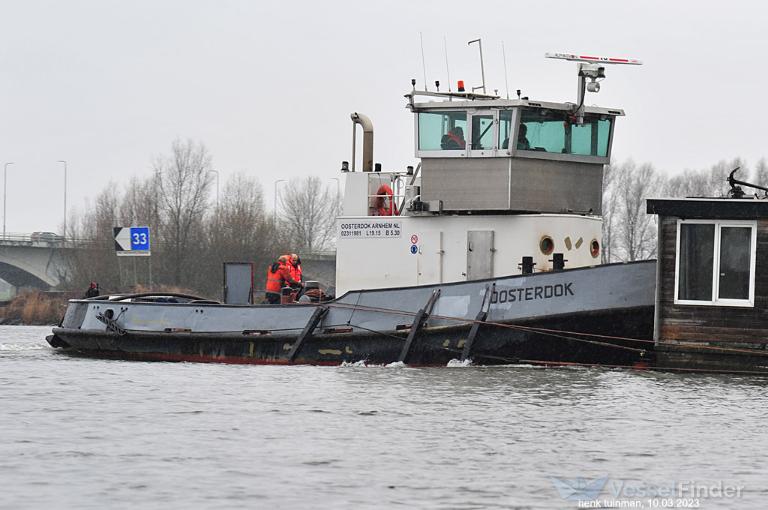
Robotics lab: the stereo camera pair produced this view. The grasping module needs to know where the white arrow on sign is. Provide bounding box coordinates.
[114,228,132,251]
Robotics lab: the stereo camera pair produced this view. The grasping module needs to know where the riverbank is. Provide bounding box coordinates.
[0,291,71,325]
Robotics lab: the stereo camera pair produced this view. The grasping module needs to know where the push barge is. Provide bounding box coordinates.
[647,171,768,374]
[48,52,658,367]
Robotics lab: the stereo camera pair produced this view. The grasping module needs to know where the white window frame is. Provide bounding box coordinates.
[674,219,757,307]
[414,110,468,158]
[467,110,498,158]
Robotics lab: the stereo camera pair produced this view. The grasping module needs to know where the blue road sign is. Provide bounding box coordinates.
[410,245,418,254]
[130,226,150,251]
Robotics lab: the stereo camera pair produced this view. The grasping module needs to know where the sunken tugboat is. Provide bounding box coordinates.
[48,53,656,367]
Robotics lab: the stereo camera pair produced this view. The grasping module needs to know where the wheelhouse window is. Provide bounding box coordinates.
[675,220,756,306]
[470,113,494,150]
[418,111,467,151]
[499,111,513,149]
[518,108,612,157]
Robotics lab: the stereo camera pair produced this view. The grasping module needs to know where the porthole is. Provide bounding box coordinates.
[590,239,600,258]
[539,236,554,255]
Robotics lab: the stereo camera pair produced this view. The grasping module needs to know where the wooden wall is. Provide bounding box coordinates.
[658,216,768,344]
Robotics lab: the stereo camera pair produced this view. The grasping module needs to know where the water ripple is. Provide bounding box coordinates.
[0,325,764,509]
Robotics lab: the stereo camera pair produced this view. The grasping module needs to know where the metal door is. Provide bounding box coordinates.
[466,231,494,280]
[417,231,443,285]
[223,262,254,304]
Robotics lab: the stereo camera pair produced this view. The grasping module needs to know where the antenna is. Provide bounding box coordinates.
[501,41,510,100]
[443,35,452,92]
[545,51,642,123]
[419,33,428,91]
[468,38,486,94]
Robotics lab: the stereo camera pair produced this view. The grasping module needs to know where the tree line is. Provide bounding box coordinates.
[602,157,766,263]
[63,138,764,296]
[65,139,340,298]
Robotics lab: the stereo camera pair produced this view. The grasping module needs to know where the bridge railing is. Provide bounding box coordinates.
[0,233,101,247]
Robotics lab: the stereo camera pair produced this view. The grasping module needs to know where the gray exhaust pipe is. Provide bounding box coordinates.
[351,112,373,172]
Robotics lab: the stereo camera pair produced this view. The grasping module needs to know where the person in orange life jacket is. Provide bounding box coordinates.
[373,184,399,216]
[265,260,284,304]
[288,253,303,283]
[440,126,465,150]
[278,255,302,290]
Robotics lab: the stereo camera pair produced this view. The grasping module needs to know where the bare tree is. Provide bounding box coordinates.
[753,157,768,188]
[278,176,337,253]
[601,163,620,263]
[64,187,122,291]
[155,139,213,285]
[120,175,161,231]
[614,161,662,261]
[195,173,279,296]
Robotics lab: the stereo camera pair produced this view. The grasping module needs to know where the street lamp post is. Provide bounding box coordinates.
[57,160,67,239]
[274,179,287,228]
[3,162,14,239]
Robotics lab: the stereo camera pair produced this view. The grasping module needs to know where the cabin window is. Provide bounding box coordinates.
[518,108,612,157]
[675,220,756,306]
[499,111,513,149]
[470,113,495,150]
[418,111,467,151]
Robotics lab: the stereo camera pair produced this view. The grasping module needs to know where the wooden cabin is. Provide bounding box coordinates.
[647,197,768,372]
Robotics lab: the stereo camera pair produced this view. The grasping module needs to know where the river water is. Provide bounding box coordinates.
[1,325,766,509]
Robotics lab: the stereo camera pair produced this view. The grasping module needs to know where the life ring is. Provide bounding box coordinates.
[374,184,398,216]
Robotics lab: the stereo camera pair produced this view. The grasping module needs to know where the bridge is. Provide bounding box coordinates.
[0,234,72,298]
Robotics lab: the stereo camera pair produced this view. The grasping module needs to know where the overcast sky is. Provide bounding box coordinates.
[0,1,764,233]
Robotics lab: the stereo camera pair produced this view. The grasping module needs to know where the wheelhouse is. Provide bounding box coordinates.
[407,95,623,215]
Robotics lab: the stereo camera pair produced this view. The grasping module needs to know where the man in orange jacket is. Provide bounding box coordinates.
[288,253,302,283]
[265,259,284,304]
[278,255,302,290]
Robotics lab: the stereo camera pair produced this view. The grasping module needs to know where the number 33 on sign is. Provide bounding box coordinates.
[113,226,151,256]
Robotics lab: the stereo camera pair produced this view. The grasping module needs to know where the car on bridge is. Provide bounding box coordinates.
[30,232,64,243]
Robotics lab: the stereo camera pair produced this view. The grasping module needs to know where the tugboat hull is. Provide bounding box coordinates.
[48,261,656,367]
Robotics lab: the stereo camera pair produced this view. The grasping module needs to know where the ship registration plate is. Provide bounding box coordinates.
[339,220,402,239]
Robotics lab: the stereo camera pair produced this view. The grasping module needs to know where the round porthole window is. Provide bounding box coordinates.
[539,236,554,255]
[590,239,600,258]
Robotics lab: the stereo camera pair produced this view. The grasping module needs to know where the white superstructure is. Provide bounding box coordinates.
[334,52,639,295]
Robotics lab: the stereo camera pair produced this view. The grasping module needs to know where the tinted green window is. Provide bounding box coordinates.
[520,108,566,153]
[519,108,612,157]
[570,118,612,156]
[470,114,494,150]
[499,111,513,149]
[418,111,467,151]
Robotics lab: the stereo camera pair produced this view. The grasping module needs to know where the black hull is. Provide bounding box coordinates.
[49,306,654,367]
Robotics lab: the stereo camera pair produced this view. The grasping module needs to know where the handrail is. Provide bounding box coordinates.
[86,292,218,303]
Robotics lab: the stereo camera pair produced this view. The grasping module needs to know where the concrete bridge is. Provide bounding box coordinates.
[0,234,71,297]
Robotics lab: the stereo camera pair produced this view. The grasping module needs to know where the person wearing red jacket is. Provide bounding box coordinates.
[289,253,302,283]
[278,255,302,290]
[265,260,284,304]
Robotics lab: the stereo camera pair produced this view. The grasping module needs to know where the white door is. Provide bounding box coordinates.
[417,231,443,285]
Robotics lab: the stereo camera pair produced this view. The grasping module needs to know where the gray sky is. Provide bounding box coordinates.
[1,0,764,233]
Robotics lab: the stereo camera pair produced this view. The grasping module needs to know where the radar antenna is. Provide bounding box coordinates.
[545,52,642,124]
